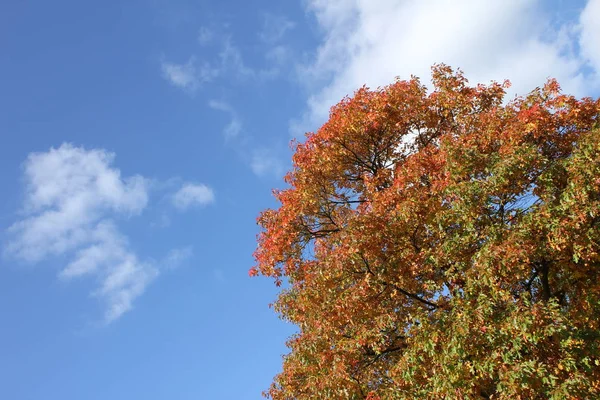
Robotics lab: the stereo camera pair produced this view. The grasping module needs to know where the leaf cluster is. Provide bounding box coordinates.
[253,65,600,399]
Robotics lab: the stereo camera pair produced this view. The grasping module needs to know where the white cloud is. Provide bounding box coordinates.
[251,148,285,178]
[94,250,158,323]
[298,0,600,133]
[5,144,157,323]
[172,183,215,210]
[161,57,218,92]
[60,221,131,279]
[580,0,600,76]
[161,59,199,91]
[7,144,148,262]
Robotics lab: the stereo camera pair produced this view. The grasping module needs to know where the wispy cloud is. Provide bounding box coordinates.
[172,183,215,211]
[161,57,218,92]
[208,100,243,140]
[207,99,286,178]
[297,0,600,134]
[250,148,285,178]
[197,26,214,45]
[162,246,194,270]
[206,99,287,178]
[223,118,242,139]
[265,45,293,66]
[5,144,155,323]
[161,58,200,91]
[219,38,260,80]
[207,99,233,113]
[162,22,294,94]
[259,13,296,43]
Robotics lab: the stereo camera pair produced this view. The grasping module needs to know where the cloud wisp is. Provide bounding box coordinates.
[159,17,297,180]
[5,144,209,323]
[208,100,243,140]
[162,246,194,270]
[162,26,294,94]
[198,26,214,45]
[250,148,285,179]
[161,57,219,93]
[207,99,286,178]
[259,13,296,44]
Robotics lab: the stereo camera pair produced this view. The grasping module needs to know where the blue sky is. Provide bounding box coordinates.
[1,0,599,399]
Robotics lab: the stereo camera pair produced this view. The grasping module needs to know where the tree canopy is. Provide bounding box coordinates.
[252,65,600,399]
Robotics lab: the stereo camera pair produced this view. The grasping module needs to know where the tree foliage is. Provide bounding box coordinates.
[252,65,600,399]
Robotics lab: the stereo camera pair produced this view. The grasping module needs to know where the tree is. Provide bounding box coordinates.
[251,65,600,399]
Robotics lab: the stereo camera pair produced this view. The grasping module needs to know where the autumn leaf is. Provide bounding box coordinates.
[253,64,600,399]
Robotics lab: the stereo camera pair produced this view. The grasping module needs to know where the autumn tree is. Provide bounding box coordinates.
[251,65,600,399]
